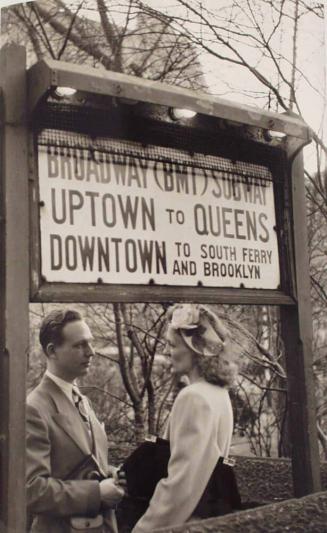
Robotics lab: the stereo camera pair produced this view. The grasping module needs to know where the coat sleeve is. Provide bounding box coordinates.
[26,403,101,517]
[132,389,220,532]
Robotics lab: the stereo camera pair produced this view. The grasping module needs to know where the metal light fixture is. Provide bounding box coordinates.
[54,86,77,98]
[170,107,197,120]
[265,130,287,141]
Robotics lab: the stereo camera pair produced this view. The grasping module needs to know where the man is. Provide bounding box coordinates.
[26,309,125,532]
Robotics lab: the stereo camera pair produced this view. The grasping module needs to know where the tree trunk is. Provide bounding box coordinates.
[134,403,145,445]
[147,381,156,435]
[276,310,292,457]
[289,0,299,110]
[277,387,292,457]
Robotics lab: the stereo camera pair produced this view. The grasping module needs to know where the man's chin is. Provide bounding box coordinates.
[79,365,91,376]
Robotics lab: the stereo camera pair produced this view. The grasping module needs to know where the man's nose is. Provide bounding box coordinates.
[85,343,95,357]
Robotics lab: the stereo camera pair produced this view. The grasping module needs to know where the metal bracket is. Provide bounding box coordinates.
[281,111,312,162]
[285,135,312,162]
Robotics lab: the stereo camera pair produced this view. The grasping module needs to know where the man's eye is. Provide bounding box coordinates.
[75,342,85,348]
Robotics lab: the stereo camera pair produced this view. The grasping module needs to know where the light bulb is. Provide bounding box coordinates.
[170,108,197,120]
[267,130,287,139]
[54,86,77,98]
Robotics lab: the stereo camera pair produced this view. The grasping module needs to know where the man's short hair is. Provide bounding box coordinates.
[39,309,83,355]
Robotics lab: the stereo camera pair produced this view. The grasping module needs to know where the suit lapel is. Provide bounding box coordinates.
[41,376,92,456]
[52,412,92,457]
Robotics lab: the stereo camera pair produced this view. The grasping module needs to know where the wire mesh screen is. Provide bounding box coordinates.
[38,129,273,187]
[36,101,285,176]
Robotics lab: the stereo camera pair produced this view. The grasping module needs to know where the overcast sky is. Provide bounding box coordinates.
[141,1,326,171]
[0,0,325,171]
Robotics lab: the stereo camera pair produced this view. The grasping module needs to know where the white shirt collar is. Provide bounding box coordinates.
[45,370,77,403]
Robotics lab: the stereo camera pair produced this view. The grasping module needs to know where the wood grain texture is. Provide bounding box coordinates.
[27,58,310,139]
[31,283,296,306]
[280,150,321,496]
[0,44,29,533]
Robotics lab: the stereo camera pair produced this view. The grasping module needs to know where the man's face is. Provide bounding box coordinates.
[48,320,95,381]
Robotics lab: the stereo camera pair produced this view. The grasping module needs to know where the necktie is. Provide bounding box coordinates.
[72,387,91,432]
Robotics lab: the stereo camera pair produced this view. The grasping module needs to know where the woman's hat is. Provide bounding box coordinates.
[169,304,226,357]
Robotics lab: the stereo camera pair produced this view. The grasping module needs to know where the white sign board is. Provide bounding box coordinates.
[38,133,280,289]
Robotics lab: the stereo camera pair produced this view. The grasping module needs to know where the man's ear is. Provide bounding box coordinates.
[46,343,57,359]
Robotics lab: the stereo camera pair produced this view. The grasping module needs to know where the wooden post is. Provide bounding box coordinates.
[280,149,321,496]
[0,44,29,533]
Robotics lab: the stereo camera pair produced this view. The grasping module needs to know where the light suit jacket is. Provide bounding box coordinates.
[26,375,117,533]
[132,381,234,533]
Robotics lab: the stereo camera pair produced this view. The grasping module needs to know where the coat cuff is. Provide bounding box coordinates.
[84,481,102,516]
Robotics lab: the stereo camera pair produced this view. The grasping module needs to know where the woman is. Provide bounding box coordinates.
[132,303,239,533]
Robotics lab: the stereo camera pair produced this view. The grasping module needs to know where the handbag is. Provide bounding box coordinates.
[117,436,241,530]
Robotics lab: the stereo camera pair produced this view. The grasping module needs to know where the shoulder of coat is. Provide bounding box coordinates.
[27,379,57,418]
[175,382,210,405]
[178,381,228,403]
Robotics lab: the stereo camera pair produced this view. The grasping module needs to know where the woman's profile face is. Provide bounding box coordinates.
[166,326,194,375]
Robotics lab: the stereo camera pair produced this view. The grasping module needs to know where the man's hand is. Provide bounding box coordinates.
[99,478,125,508]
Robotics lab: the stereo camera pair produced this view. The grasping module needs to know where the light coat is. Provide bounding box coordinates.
[132,381,234,532]
[26,375,117,533]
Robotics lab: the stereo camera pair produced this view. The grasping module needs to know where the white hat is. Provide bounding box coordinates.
[170,304,225,357]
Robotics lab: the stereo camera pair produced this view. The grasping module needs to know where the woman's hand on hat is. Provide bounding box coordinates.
[204,307,230,342]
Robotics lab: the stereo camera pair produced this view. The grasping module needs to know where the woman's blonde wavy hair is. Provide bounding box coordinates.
[167,305,238,388]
